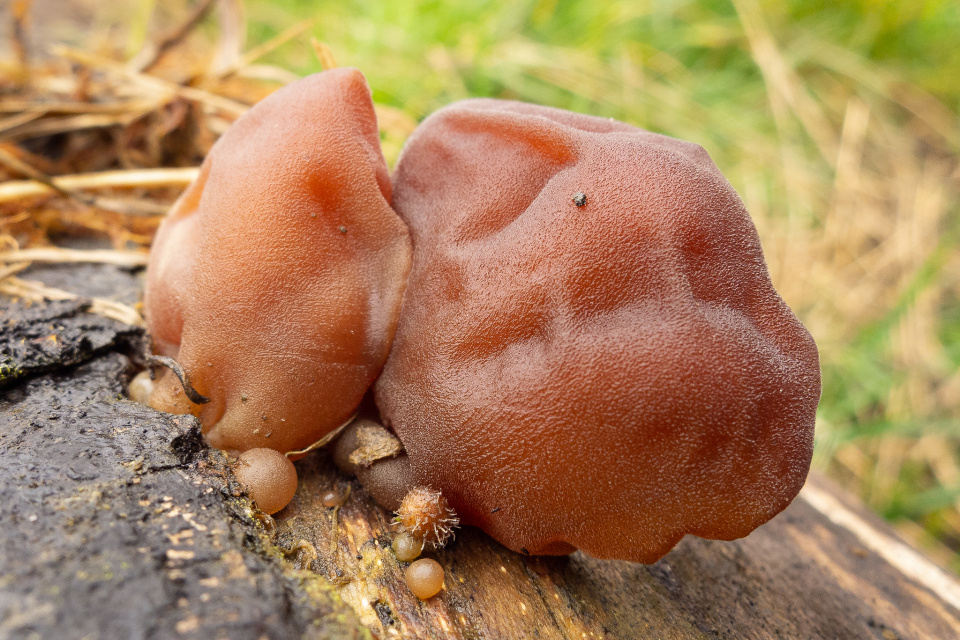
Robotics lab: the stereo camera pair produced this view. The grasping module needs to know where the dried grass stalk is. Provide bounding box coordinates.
[54,46,250,117]
[0,248,149,268]
[0,168,199,204]
[128,0,219,73]
[0,276,144,327]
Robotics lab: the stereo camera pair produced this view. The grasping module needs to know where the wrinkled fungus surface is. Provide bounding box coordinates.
[144,68,411,456]
[375,99,821,563]
[145,73,819,564]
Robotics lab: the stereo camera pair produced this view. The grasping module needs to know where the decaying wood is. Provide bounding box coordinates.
[0,356,372,640]
[2,262,960,640]
[282,458,960,640]
[348,422,404,468]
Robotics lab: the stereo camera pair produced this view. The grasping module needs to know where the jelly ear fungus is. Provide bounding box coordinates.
[374,98,820,563]
[143,78,819,562]
[143,69,411,510]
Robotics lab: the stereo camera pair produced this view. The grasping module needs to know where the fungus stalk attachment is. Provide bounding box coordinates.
[396,487,459,548]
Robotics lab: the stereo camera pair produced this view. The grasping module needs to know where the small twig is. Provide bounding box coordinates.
[84,198,172,217]
[229,65,301,86]
[285,412,358,457]
[0,111,43,135]
[128,0,219,73]
[0,146,169,216]
[1,113,145,142]
[215,20,317,79]
[145,355,211,405]
[0,100,160,114]
[0,145,94,205]
[0,247,149,267]
[311,38,338,70]
[0,275,144,326]
[11,0,33,73]
[0,262,30,280]
[54,46,250,117]
[330,485,352,555]
[211,0,246,75]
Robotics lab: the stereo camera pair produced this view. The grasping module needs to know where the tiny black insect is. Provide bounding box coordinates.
[490,507,501,513]
[572,191,587,207]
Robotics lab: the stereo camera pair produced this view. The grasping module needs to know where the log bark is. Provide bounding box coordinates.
[0,270,366,640]
[2,262,959,639]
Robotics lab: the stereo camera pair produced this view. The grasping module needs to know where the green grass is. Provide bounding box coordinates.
[242,0,960,113]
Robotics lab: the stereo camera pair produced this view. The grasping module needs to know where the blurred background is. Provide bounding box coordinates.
[2,0,959,568]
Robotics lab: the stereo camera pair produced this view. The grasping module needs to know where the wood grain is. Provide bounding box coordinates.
[278,453,960,640]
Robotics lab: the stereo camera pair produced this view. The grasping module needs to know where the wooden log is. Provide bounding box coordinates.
[2,262,959,639]
[281,453,960,640]
[0,295,366,639]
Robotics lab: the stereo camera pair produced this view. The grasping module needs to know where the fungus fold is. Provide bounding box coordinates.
[375,99,821,563]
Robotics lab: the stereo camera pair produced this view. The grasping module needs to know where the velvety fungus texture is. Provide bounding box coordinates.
[396,487,459,547]
[144,68,411,457]
[375,99,821,563]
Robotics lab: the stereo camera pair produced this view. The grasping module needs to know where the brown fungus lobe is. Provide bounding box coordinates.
[143,69,411,460]
[375,99,821,563]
